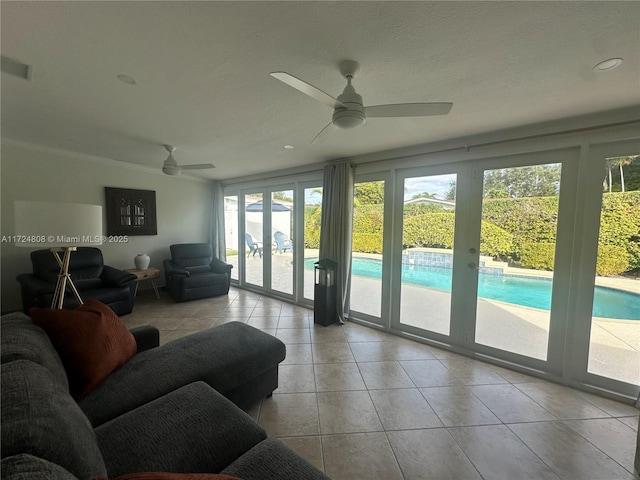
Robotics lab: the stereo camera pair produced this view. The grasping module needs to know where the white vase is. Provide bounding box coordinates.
[134,253,150,270]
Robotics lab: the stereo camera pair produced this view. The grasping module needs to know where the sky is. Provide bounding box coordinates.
[404,174,456,200]
[303,173,457,204]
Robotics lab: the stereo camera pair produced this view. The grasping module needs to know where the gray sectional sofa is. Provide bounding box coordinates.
[1,312,330,479]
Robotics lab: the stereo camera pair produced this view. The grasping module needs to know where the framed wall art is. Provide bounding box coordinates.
[105,187,157,236]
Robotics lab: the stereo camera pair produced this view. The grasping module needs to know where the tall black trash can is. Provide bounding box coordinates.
[314,258,338,326]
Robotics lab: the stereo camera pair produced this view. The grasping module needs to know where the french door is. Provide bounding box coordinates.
[570,140,640,398]
[391,149,576,372]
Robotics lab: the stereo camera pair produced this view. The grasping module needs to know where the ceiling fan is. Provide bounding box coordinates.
[162,145,215,176]
[270,60,453,144]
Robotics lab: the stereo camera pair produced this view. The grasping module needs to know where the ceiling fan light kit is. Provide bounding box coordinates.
[161,144,214,176]
[270,59,453,144]
[162,145,181,175]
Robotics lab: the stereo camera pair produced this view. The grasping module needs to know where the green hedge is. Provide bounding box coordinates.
[481,196,559,259]
[598,192,640,271]
[402,212,513,258]
[304,206,321,248]
[303,191,640,276]
[403,213,454,248]
[596,245,629,276]
[480,222,513,259]
[520,242,555,270]
[352,233,383,253]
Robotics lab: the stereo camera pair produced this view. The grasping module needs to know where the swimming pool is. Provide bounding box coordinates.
[306,257,640,320]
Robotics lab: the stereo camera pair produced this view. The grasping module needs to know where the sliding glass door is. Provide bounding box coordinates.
[302,185,322,302]
[350,177,387,321]
[586,171,640,385]
[270,189,294,296]
[244,192,264,287]
[473,162,562,361]
[224,195,239,281]
[571,141,640,397]
[398,171,459,337]
[391,151,574,371]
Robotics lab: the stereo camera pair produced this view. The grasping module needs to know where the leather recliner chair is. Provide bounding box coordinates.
[163,243,233,302]
[16,247,137,315]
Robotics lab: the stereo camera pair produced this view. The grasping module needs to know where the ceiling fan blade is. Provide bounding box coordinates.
[270,72,345,110]
[365,102,453,118]
[180,163,215,170]
[311,122,336,144]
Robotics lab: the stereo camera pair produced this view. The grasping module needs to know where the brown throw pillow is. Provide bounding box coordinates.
[30,298,137,399]
[93,474,242,480]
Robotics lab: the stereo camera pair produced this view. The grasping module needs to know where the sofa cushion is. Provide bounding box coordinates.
[31,248,104,284]
[222,438,331,480]
[38,287,132,311]
[185,265,213,275]
[96,473,241,480]
[29,299,137,399]
[1,454,79,480]
[0,360,107,479]
[170,243,213,268]
[0,312,68,390]
[95,382,266,477]
[183,272,227,288]
[83,287,133,303]
[72,276,103,290]
[79,322,285,426]
[0,453,78,480]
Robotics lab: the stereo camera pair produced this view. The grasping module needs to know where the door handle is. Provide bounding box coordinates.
[468,262,478,269]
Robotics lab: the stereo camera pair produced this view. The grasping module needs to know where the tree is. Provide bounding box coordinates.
[606,156,637,193]
[445,181,456,200]
[354,181,384,205]
[272,191,293,202]
[410,191,437,200]
[482,164,561,198]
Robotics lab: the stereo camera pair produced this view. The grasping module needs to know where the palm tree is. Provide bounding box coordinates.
[605,156,637,192]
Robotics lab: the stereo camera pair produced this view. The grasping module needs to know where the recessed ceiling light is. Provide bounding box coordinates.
[593,58,623,72]
[283,144,294,150]
[117,74,137,85]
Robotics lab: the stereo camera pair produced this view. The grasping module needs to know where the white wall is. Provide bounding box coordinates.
[0,142,213,312]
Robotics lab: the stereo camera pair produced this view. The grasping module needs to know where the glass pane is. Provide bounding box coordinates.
[224,195,238,281]
[475,163,562,360]
[245,193,263,287]
[587,155,640,385]
[303,187,322,301]
[400,174,457,335]
[271,190,294,295]
[351,180,384,318]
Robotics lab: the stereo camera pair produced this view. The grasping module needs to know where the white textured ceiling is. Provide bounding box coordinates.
[1,1,639,180]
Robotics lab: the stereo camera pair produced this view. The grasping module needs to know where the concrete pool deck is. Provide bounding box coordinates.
[227,251,640,386]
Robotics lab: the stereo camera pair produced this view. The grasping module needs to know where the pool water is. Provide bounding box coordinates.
[306,257,640,320]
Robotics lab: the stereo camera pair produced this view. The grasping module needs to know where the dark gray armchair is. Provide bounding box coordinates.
[16,247,136,316]
[163,243,232,302]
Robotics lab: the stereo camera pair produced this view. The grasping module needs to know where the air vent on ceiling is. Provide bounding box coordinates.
[1,56,32,80]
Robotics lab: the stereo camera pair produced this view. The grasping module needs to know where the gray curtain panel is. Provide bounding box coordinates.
[319,161,354,323]
[210,181,227,261]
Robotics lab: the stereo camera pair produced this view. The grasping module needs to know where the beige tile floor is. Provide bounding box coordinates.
[124,288,639,480]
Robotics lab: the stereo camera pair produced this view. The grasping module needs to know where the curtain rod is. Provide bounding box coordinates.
[223,166,324,187]
[355,118,640,167]
[223,118,639,187]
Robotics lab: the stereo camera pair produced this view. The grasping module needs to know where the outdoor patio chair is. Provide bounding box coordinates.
[246,233,263,258]
[274,231,293,254]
